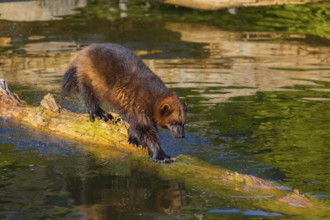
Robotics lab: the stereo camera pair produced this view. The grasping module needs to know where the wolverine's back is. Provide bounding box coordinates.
[69,43,170,115]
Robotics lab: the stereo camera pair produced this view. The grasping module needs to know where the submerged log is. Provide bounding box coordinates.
[157,0,326,10]
[0,79,329,218]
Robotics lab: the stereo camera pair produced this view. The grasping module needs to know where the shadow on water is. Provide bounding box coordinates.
[1,0,330,219]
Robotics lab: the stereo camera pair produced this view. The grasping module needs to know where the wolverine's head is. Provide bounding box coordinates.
[155,94,187,138]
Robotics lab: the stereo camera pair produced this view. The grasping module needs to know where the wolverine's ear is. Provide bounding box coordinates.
[160,103,171,115]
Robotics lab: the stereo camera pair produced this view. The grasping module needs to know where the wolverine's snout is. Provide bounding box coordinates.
[170,125,185,138]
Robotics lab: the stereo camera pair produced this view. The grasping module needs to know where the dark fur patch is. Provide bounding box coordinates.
[61,66,78,96]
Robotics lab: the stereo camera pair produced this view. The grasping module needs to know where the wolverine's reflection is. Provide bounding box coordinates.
[65,171,188,219]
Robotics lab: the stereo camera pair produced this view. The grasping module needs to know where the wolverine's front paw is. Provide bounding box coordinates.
[128,135,142,147]
[128,128,143,147]
[154,157,177,163]
[152,153,177,163]
[95,108,113,122]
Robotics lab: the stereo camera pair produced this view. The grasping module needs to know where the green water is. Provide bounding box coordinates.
[1,0,330,219]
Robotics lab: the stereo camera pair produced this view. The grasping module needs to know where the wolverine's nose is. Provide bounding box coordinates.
[177,130,185,138]
[171,125,185,138]
[173,133,185,138]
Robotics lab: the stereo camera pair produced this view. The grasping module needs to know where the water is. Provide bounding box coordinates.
[1,0,330,219]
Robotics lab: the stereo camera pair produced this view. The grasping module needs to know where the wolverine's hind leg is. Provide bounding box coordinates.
[79,83,113,122]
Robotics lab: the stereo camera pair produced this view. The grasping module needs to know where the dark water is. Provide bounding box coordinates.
[1,0,330,219]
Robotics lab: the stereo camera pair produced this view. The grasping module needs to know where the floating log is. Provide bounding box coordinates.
[158,0,326,10]
[0,79,329,218]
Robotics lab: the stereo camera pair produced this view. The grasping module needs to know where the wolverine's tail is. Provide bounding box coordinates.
[61,66,78,96]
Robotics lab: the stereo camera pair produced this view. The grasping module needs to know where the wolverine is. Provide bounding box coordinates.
[61,43,187,163]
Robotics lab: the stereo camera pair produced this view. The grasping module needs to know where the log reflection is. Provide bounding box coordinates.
[0,22,329,103]
[0,0,87,21]
[66,174,187,219]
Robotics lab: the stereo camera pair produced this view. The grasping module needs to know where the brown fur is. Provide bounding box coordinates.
[61,43,187,162]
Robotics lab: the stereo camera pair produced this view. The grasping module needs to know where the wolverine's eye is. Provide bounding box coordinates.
[171,121,179,126]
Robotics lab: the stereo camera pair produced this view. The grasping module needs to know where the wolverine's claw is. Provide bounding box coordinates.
[152,154,177,163]
[89,107,114,123]
[96,113,108,122]
[89,113,95,122]
[153,157,177,163]
[106,113,114,120]
[128,136,141,147]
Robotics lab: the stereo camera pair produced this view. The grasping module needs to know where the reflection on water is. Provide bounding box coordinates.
[0,0,87,21]
[1,1,330,219]
[1,22,330,103]
[69,174,187,218]
[0,119,187,219]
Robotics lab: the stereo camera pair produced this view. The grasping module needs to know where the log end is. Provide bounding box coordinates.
[40,93,61,113]
[0,79,23,117]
